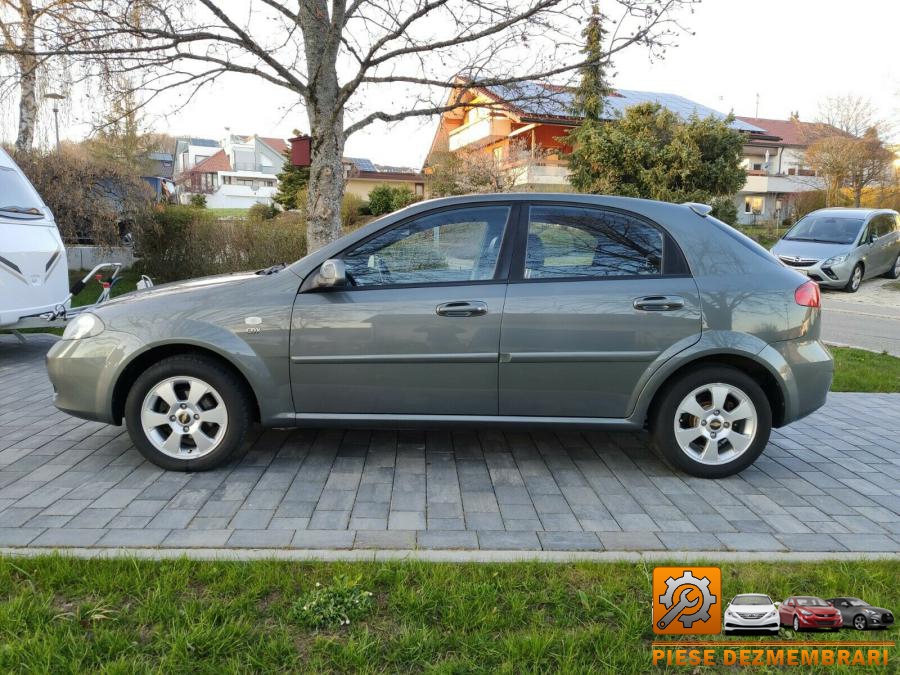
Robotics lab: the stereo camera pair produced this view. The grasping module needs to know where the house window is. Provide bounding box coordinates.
[414,183,425,197]
[752,163,762,171]
[744,196,764,215]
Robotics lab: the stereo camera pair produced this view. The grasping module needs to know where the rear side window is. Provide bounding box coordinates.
[524,205,663,279]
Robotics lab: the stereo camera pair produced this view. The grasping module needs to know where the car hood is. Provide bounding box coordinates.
[730,604,776,614]
[858,606,892,615]
[97,271,265,309]
[771,239,851,261]
[801,607,839,616]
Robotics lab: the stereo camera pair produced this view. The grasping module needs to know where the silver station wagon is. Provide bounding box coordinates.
[46,194,833,478]
[772,208,900,292]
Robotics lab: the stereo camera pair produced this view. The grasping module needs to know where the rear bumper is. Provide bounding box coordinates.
[45,330,143,424]
[760,338,833,426]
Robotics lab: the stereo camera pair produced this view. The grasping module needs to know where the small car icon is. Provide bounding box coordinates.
[778,596,843,631]
[723,594,780,634]
[826,598,895,631]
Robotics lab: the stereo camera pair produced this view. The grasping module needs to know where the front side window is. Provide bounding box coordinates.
[342,206,510,287]
[523,205,663,279]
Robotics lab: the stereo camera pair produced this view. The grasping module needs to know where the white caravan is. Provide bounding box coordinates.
[0,147,69,328]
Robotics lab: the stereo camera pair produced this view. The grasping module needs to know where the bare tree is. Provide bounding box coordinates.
[4,0,699,250]
[428,140,552,195]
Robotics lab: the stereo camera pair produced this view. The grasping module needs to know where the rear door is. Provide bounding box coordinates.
[290,204,514,416]
[499,203,701,419]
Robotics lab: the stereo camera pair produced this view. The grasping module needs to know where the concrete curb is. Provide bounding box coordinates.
[2,547,898,563]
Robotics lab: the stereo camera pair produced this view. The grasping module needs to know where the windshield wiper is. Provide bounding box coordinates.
[256,263,285,275]
[0,205,42,216]
[785,236,844,244]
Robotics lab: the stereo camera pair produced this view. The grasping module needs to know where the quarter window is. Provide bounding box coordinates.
[342,206,510,287]
[523,205,663,279]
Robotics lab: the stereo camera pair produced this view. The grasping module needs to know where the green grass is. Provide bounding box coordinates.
[733,225,782,249]
[830,346,900,393]
[0,557,896,673]
[208,207,251,218]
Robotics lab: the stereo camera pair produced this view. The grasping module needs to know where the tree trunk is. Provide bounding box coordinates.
[305,107,346,252]
[853,184,862,208]
[14,2,38,153]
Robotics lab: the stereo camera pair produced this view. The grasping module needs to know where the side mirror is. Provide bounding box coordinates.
[774,602,781,608]
[314,259,348,289]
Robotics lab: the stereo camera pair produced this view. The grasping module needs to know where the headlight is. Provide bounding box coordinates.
[62,313,105,340]
[799,610,813,616]
[823,254,847,267]
[865,609,879,615]
[765,610,777,619]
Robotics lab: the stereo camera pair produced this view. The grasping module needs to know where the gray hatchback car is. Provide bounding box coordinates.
[771,208,900,292]
[46,194,833,478]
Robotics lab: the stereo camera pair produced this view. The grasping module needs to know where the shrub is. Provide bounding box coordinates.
[188,193,207,208]
[366,184,419,216]
[710,197,738,225]
[135,206,306,283]
[289,576,374,630]
[341,193,370,232]
[13,149,154,246]
[248,201,279,220]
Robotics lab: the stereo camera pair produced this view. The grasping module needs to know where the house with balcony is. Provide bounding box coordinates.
[732,116,832,225]
[426,78,761,191]
[175,134,288,208]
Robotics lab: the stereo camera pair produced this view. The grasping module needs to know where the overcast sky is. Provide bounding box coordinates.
[3,0,897,167]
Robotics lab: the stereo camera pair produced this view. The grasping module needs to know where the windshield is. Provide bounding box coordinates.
[784,215,863,245]
[796,597,830,607]
[0,165,44,218]
[733,595,772,606]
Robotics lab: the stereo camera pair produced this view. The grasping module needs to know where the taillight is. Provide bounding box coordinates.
[794,280,820,308]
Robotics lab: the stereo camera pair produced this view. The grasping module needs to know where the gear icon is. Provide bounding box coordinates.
[658,570,717,628]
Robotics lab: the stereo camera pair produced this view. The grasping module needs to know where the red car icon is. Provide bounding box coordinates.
[779,596,843,631]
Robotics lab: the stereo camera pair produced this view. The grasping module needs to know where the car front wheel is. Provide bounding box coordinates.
[124,354,252,471]
[651,366,772,478]
[885,254,900,280]
[853,615,868,630]
[844,263,863,292]
[793,616,801,632]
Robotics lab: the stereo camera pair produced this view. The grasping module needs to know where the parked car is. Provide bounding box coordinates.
[723,594,780,634]
[771,208,900,292]
[779,596,843,631]
[826,597,895,631]
[45,194,834,476]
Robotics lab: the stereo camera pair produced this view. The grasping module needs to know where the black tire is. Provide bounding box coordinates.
[124,354,252,471]
[884,253,900,279]
[843,263,863,292]
[650,365,772,479]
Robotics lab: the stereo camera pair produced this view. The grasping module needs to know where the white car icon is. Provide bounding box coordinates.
[723,594,780,634]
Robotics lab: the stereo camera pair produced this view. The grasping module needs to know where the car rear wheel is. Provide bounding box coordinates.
[885,254,900,280]
[853,614,867,630]
[651,366,772,478]
[124,355,252,471]
[844,263,863,292]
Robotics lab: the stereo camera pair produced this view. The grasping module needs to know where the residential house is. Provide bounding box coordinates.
[175,134,288,208]
[146,151,175,179]
[733,116,830,225]
[342,157,426,201]
[426,78,762,191]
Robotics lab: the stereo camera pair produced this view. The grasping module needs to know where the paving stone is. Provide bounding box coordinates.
[229,509,275,530]
[309,510,351,529]
[354,530,416,549]
[658,533,726,551]
[478,530,541,550]
[716,533,787,552]
[98,529,170,547]
[0,527,44,545]
[598,532,665,550]
[162,529,232,547]
[538,532,601,551]
[228,529,293,548]
[389,511,426,530]
[417,530,479,549]
[291,530,355,549]
[776,534,847,552]
[31,528,106,547]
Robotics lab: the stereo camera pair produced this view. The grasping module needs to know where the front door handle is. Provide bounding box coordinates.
[633,295,685,311]
[436,301,488,317]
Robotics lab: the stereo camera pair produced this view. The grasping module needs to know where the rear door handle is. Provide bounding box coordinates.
[436,301,488,317]
[633,295,685,311]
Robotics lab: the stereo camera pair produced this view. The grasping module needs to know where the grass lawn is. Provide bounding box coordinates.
[0,557,896,673]
[830,346,900,393]
[733,225,782,250]
[208,207,251,218]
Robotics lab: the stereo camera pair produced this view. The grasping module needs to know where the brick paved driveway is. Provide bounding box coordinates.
[1,334,898,553]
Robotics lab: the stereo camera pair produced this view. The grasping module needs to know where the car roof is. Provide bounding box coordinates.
[807,207,898,218]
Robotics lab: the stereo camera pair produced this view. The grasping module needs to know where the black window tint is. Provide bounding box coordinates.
[524,206,663,279]
[342,206,510,287]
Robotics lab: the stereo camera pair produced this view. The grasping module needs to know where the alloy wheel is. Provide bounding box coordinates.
[140,376,228,459]
[851,266,862,291]
[673,382,758,466]
[793,616,800,632]
[854,615,867,630]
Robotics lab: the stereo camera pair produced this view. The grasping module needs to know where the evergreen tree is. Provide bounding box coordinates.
[274,131,310,210]
[565,2,613,192]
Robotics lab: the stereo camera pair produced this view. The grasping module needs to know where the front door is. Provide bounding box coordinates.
[499,203,702,418]
[290,205,513,415]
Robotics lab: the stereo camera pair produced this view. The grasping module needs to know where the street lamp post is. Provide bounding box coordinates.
[44,92,65,153]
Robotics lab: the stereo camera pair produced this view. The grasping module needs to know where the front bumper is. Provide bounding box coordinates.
[777,256,854,288]
[796,613,843,629]
[724,612,780,632]
[46,330,143,424]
